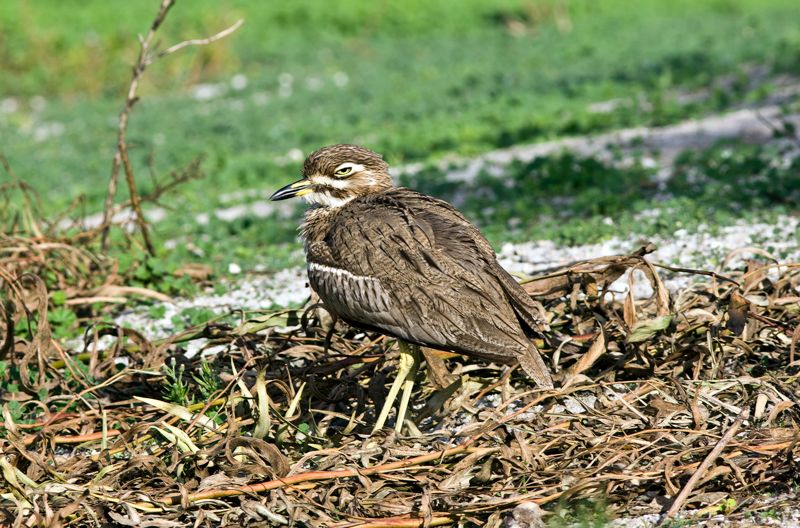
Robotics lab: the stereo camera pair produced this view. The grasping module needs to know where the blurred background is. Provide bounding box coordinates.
[1,0,799,275]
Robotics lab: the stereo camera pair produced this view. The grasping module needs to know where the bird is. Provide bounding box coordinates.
[270,144,553,432]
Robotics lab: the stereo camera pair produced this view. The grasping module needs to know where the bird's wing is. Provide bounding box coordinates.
[308,189,552,388]
[393,190,549,334]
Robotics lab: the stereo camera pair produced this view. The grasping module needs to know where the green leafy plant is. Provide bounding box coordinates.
[192,359,220,402]
[162,359,191,406]
[48,306,78,339]
[148,304,167,320]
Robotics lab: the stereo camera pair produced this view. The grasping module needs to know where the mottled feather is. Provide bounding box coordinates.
[303,187,553,388]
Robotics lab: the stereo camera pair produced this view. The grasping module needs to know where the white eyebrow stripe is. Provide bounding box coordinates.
[334,162,365,173]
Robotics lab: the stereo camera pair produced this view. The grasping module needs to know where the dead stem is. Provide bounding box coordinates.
[98,0,241,252]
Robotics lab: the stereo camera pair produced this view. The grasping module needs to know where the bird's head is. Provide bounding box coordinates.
[270,144,393,207]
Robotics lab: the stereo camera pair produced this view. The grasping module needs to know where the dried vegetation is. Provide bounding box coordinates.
[2,208,799,526]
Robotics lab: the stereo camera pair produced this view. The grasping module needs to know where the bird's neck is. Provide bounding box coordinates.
[300,205,340,247]
[300,185,394,247]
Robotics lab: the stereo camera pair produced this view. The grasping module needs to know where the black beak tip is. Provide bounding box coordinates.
[270,179,310,201]
[269,185,295,201]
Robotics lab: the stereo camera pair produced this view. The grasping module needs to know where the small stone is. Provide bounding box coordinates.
[504,501,546,528]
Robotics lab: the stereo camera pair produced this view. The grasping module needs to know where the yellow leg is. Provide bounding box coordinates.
[372,341,419,433]
[395,342,421,433]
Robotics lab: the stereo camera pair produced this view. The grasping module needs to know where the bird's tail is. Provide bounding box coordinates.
[519,342,554,389]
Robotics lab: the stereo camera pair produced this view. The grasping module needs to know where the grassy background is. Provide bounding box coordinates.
[1,0,799,272]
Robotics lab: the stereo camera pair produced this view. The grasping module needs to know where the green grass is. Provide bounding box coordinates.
[2,0,799,275]
[4,0,797,100]
[3,0,800,205]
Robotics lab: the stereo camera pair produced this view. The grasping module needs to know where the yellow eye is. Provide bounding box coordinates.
[334,165,354,177]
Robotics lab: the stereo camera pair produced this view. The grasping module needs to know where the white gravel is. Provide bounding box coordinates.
[113,267,309,341]
[406,105,800,186]
[498,215,799,275]
[498,213,800,297]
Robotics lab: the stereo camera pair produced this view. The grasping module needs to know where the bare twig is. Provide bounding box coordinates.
[660,404,750,524]
[81,156,203,243]
[100,0,242,253]
[100,152,122,249]
[159,18,244,58]
[652,262,740,287]
[101,0,177,253]
[330,515,455,528]
[790,324,800,364]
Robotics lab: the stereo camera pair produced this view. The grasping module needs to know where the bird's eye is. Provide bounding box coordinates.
[334,165,354,177]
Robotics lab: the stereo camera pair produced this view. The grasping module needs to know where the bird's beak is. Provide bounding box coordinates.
[270,178,312,201]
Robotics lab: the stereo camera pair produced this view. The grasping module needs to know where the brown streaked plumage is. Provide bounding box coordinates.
[271,144,553,430]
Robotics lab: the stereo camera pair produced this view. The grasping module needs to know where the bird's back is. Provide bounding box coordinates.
[304,188,552,388]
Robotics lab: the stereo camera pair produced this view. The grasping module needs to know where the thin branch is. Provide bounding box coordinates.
[652,262,740,287]
[101,0,175,252]
[99,0,242,253]
[659,403,750,524]
[100,151,122,249]
[158,18,244,58]
[330,515,455,528]
[81,156,202,243]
